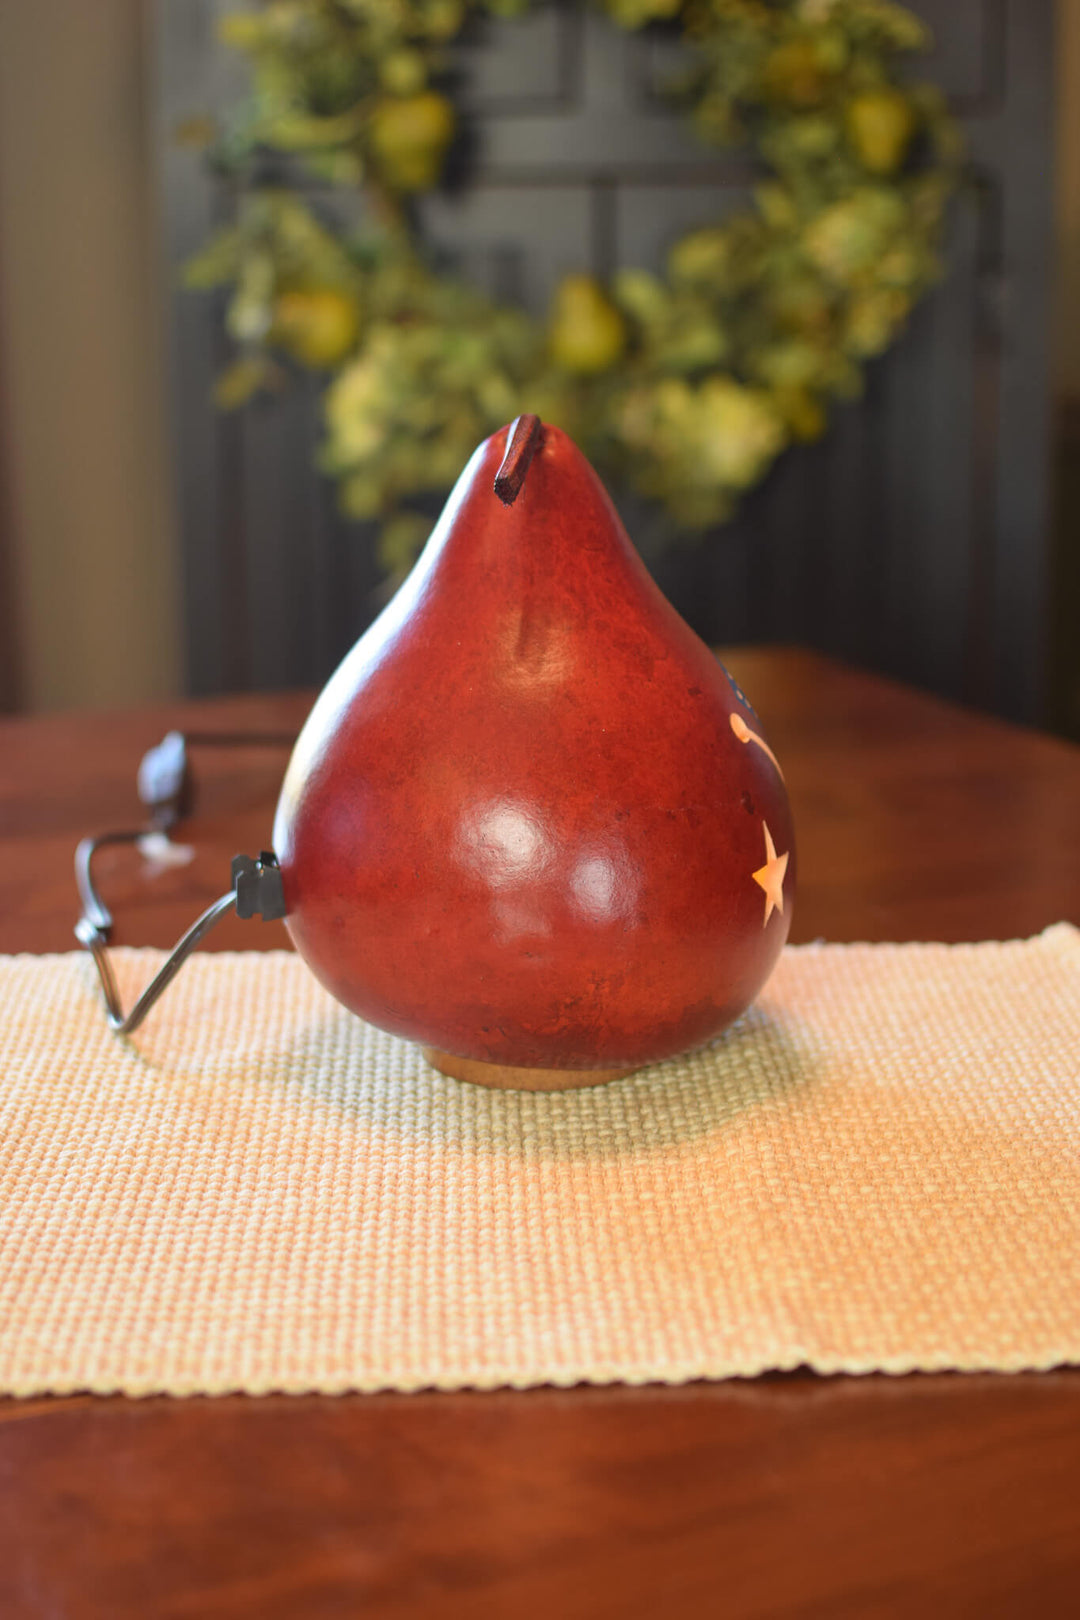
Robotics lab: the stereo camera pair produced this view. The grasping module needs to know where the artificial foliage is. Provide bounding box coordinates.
[184,0,961,576]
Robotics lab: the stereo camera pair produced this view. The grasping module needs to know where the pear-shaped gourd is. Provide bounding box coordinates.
[273,418,795,1088]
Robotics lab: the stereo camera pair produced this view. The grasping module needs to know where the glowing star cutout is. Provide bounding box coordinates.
[730,711,785,781]
[752,821,789,927]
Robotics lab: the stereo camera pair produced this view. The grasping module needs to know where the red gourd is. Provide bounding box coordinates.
[273,417,794,1088]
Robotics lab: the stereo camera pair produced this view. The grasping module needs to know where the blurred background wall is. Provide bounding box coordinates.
[0,0,179,712]
[1058,0,1080,397]
[0,0,1076,729]
[1054,0,1080,739]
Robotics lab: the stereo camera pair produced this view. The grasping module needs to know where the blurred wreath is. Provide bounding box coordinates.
[183,0,961,577]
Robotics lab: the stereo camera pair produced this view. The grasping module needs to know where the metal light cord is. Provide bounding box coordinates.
[74,731,292,1036]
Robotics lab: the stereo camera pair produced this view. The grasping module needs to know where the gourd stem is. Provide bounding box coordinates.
[494,414,543,505]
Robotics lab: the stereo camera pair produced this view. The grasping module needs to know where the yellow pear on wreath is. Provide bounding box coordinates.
[548,274,627,375]
[369,92,455,191]
[272,287,361,368]
[845,88,917,175]
[605,0,680,28]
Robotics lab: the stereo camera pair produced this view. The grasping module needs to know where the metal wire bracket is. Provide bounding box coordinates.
[75,840,286,1035]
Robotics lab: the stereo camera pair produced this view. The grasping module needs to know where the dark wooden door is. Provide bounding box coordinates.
[155,0,1054,722]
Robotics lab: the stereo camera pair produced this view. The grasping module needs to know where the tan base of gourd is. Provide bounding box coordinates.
[423,1047,636,1091]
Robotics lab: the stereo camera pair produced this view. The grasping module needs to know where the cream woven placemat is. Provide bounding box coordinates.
[1,927,1078,1396]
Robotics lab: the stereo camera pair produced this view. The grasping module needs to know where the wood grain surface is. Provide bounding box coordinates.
[2,647,1079,1619]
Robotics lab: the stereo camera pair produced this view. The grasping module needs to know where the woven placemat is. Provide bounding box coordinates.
[0,926,1077,1396]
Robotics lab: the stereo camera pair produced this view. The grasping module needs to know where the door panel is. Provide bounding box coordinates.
[155,0,1053,720]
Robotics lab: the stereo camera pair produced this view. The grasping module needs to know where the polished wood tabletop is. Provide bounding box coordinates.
[1,647,1079,1618]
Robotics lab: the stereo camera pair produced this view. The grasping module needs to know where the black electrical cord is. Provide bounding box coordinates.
[74,730,294,1034]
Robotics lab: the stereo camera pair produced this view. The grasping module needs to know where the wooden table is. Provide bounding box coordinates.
[2,647,1079,1618]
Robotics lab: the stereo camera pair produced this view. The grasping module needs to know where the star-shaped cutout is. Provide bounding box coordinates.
[752,821,789,927]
